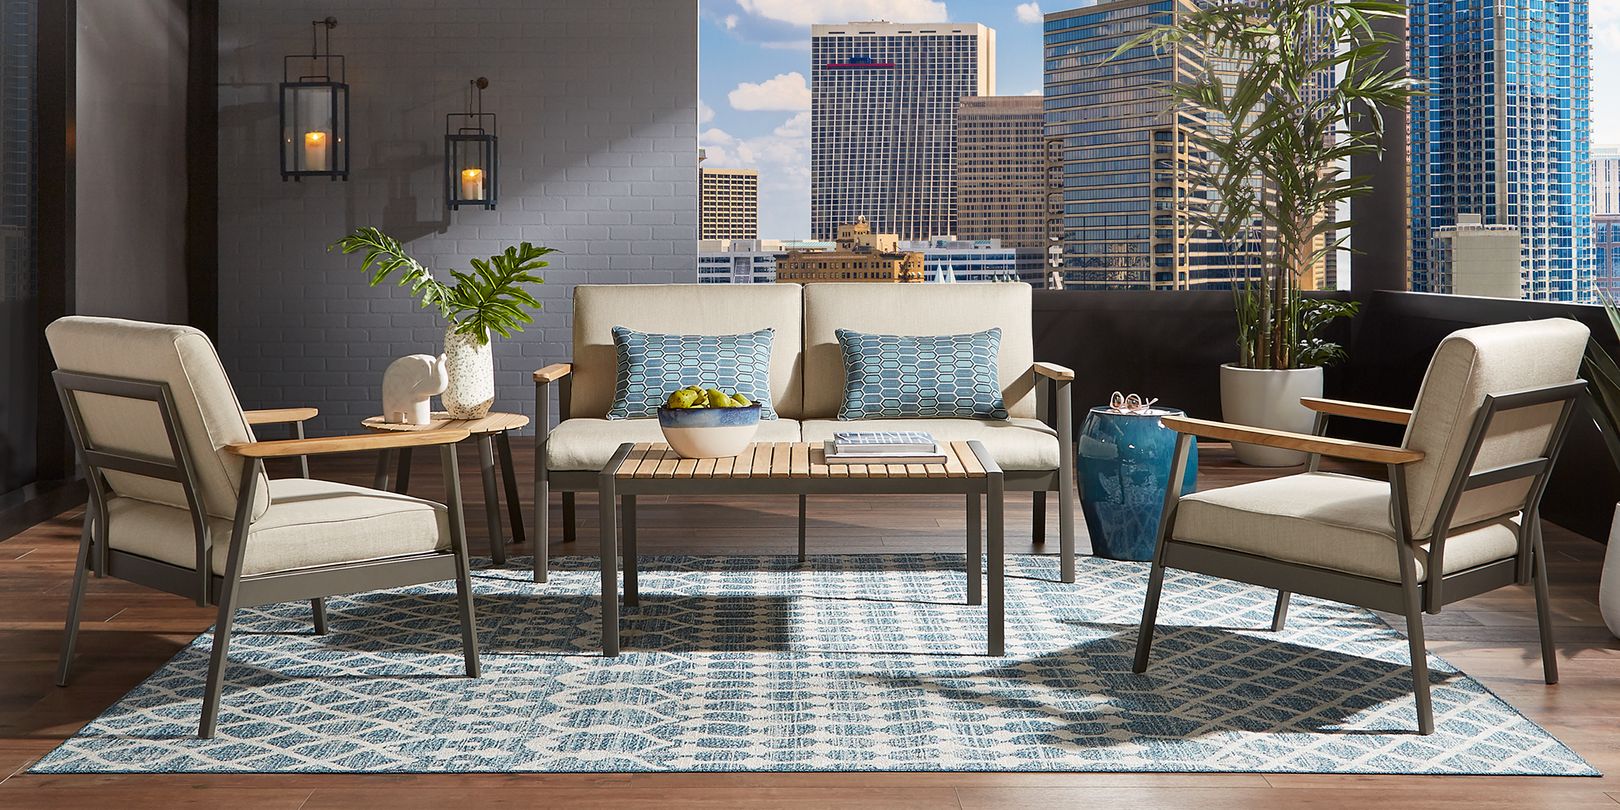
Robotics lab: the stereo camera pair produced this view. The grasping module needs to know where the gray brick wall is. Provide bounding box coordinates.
[217,0,698,435]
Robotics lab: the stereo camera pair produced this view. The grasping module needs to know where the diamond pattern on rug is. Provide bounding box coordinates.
[31,555,1597,775]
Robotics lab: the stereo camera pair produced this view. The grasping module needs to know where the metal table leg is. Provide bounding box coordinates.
[623,495,638,606]
[797,495,807,562]
[395,447,413,494]
[373,448,395,490]
[477,435,506,566]
[599,468,620,657]
[966,493,981,606]
[987,474,1005,657]
[496,431,526,545]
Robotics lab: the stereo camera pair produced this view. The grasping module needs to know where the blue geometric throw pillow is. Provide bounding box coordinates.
[835,328,1007,420]
[608,326,777,420]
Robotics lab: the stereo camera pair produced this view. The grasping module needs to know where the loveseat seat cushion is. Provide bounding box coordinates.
[106,478,450,576]
[800,418,1059,471]
[1173,471,1522,582]
[547,417,804,472]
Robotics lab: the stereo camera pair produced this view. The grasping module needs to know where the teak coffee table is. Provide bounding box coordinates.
[597,440,1005,657]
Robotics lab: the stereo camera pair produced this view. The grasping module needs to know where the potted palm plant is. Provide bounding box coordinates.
[1124,0,1415,465]
[332,227,551,419]
[1583,290,1620,638]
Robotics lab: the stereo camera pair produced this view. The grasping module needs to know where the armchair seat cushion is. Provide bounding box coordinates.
[801,418,1059,471]
[547,417,804,472]
[107,478,450,576]
[1174,472,1521,582]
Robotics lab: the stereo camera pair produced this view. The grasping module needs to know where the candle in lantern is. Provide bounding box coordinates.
[303,131,330,172]
[460,167,486,201]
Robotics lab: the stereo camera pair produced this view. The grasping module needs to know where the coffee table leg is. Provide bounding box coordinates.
[622,495,638,606]
[987,473,1005,657]
[373,449,394,491]
[496,431,526,545]
[966,493,981,606]
[395,447,412,494]
[797,495,807,562]
[599,472,619,657]
[477,435,506,566]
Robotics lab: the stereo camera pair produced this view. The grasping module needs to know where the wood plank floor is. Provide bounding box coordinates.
[1,443,1617,808]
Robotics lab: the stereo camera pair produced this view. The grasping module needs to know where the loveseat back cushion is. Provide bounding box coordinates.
[572,284,804,419]
[608,326,778,419]
[1401,318,1589,540]
[45,316,270,522]
[803,283,1035,419]
[835,328,1008,420]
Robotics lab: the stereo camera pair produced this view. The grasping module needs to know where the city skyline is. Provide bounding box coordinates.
[700,0,1620,246]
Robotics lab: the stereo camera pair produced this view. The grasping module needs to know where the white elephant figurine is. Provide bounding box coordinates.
[382,354,449,425]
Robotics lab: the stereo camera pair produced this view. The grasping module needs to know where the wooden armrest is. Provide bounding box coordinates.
[243,407,319,426]
[226,429,470,459]
[1032,361,1075,382]
[533,363,572,384]
[1160,416,1424,465]
[1300,397,1412,425]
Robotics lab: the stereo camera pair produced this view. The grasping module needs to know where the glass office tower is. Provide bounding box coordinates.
[1409,0,1594,301]
[1042,0,1263,290]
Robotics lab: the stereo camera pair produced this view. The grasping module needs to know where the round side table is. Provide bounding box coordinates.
[1076,406,1197,561]
[363,412,529,566]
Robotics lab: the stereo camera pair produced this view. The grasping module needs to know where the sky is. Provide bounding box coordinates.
[700,0,1620,242]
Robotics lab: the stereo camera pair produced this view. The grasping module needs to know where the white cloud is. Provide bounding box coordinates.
[699,99,715,124]
[1596,0,1620,48]
[727,72,812,111]
[700,113,813,237]
[724,14,740,30]
[1014,2,1042,24]
[736,0,947,27]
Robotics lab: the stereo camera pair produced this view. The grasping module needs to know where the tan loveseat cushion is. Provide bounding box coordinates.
[800,418,1059,471]
[1174,472,1520,582]
[547,418,805,472]
[106,478,450,576]
[570,284,805,419]
[802,283,1037,419]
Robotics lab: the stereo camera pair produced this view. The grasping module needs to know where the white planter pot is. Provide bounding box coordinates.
[1602,504,1620,638]
[1219,363,1324,467]
[442,326,495,420]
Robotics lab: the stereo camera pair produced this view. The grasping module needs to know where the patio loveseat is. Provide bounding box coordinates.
[530,282,1077,583]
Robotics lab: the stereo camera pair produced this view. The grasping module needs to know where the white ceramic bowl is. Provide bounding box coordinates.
[657,403,762,458]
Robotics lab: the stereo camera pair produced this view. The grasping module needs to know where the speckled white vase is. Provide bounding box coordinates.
[442,326,495,419]
[1602,504,1620,639]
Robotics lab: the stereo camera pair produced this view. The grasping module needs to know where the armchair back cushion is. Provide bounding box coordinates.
[1401,318,1589,540]
[572,284,805,419]
[802,283,1036,419]
[46,317,270,522]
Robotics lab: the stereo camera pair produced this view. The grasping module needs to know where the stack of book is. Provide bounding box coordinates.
[823,430,946,464]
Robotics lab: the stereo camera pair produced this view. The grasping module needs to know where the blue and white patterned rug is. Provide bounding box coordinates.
[32,554,1598,775]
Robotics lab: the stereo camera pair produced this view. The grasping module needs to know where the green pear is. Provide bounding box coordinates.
[666,389,701,409]
[731,393,752,407]
[706,388,732,408]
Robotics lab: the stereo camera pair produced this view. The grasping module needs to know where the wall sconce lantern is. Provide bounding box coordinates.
[446,78,498,209]
[280,17,348,181]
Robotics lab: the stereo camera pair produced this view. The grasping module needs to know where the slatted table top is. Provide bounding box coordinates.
[611,441,990,480]
[362,412,530,435]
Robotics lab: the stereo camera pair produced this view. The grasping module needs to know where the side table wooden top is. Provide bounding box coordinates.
[362,412,529,435]
[611,441,988,480]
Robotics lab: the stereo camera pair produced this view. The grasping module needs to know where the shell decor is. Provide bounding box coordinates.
[442,326,495,419]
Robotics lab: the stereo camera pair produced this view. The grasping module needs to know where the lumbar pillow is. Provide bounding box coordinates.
[835,327,1007,420]
[608,326,777,419]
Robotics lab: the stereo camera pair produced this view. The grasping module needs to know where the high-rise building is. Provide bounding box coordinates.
[699,168,759,240]
[1427,214,1524,299]
[901,237,1048,286]
[956,96,1050,249]
[1409,0,1594,302]
[810,21,994,241]
[1596,146,1620,217]
[1042,0,1257,290]
[777,217,925,283]
[697,239,834,284]
[1598,214,1620,298]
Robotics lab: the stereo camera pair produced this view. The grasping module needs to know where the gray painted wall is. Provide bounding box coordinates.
[75,0,189,322]
[217,0,699,435]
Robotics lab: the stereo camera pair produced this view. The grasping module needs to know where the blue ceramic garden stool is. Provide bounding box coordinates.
[1077,406,1197,561]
